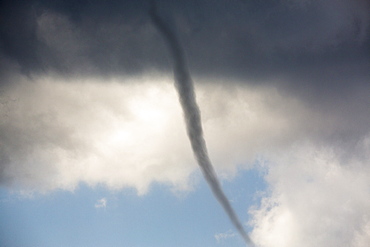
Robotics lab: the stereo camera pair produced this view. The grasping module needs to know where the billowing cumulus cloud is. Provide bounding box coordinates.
[0,0,369,246]
[0,74,194,193]
[1,73,368,191]
[1,72,363,191]
[250,140,370,247]
[0,75,283,192]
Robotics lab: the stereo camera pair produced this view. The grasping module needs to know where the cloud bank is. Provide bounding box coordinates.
[250,140,370,247]
[0,75,194,193]
[2,72,367,193]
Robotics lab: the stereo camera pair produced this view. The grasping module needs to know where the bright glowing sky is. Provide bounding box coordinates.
[1,0,370,246]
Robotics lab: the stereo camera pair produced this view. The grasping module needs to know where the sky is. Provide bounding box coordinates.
[0,0,370,246]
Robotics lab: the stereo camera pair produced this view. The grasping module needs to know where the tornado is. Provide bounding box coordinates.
[149,2,254,246]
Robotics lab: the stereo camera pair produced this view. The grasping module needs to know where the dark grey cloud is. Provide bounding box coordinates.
[1,0,369,162]
[0,0,368,132]
[1,0,369,79]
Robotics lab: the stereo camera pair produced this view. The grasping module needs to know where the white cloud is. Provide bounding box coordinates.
[0,73,368,194]
[214,229,237,244]
[0,72,369,246]
[249,139,370,247]
[0,73,195,194]
[95,198,107,209]
[0,73,315,193]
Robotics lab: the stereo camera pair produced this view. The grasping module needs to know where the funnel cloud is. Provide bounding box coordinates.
[149,2,254,246]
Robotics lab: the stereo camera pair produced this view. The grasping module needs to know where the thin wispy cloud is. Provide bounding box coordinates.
[215,229,237,244]
[95,198,107,209]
